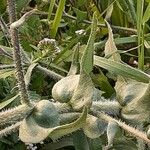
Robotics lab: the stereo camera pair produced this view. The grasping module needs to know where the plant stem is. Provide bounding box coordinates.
[137,0,144,70]
[0,104,33,126]
[36,65,63,80]
[92,110,150,144]
[7,0,30,105]
[0,122,21,138]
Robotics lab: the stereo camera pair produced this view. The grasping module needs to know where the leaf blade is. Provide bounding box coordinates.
[94,56,150,83]
[80,13,97,74]
[0,94,19,110]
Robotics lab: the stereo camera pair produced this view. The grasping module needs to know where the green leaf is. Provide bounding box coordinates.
[24,63,38,87]
[0,94,19,110]
[73,7,87,22]
[94,36,137,51]
[68,43,80,76]
[0,69,14,79]
[105,4,113,21]
[106,121,121,148]
[142,2,150,24]
[137,0,145,70]
[0,0,6,14]
[77,0,86,7]
[91,72,115,97]
[94,56,150,83]
[70,74,94,110]
[69,14,98,110]
[115,79,150,125]
[47,0,56,20]
[105,20,121,62]
[19,103,87,143]
[16,0,30,12]
[49,107,87,140]
[51,0,66,38]
[80,13,97,74]
[73,130,90,150]
[19,100,60,143]
[83,115,106,139]
[112,137,137,150]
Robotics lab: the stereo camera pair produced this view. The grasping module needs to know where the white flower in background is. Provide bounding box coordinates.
[75,29,86,35]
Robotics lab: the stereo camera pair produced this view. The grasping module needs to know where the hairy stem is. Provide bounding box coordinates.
[7,0,29,105]
[92,110,150,144]
[0,104,33,126]
[92,101,121,115]
[0,122,21,138]
[36,65,63,80]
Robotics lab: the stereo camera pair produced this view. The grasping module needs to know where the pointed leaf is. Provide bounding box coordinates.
[49,107,87,140]
[105,4,113,21]
[142,2,150,24]
[68,43,80,76]
[24,63,38,87]
[70,74,94,110]
[51,0,66,38]
[0,69,14,79]
[80,13,97,74]
[0,94,19,110]
[105,20,121,62]
[94,56,150,83]
[106,121,121,148]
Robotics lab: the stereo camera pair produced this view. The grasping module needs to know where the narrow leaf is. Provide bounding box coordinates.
[68,43,80,76]
[51,0,66,38]
[142,2,150,24]
[70,74,94,110]
[0,69,14,79]
[80,13,97,74]
[0,94,19,110]
[105,4,113,21]
[24,63,38,87]
[94,56,150,83]
[105,20,121,62]
[48,0,56,20]
[106,121,120,148]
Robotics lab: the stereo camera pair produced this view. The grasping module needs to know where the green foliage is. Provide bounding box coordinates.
[50,0,66,38]
[0,94,19,110]
[0,0,150,149]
